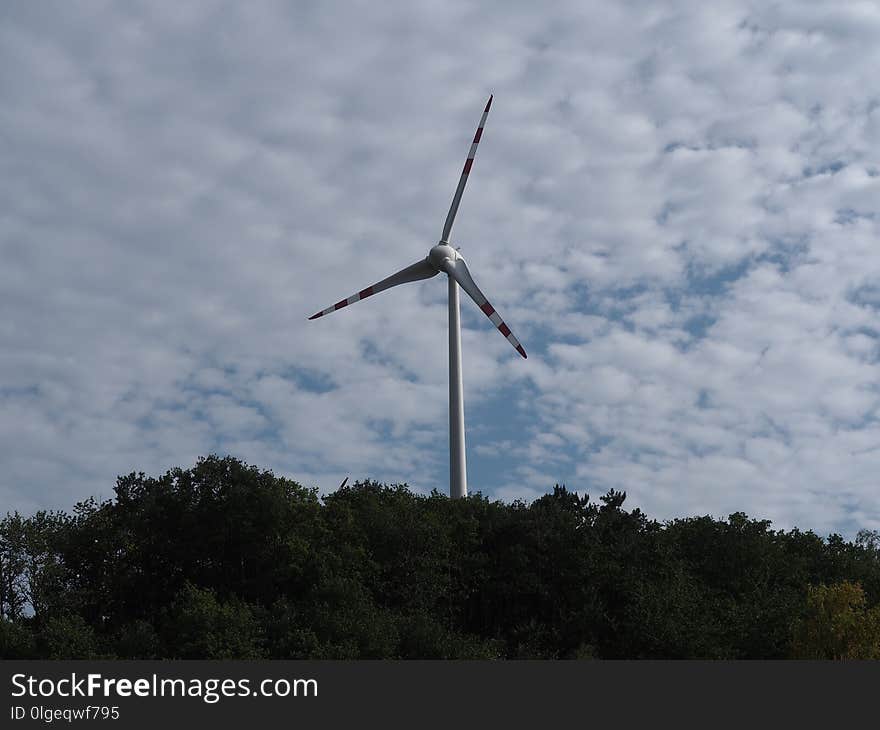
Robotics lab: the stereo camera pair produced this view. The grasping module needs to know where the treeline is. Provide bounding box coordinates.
[2,455,879,659]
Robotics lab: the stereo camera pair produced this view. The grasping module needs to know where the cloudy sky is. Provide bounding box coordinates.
[2,1,880,536]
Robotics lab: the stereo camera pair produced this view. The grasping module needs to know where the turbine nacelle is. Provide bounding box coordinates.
[428,243,460,271]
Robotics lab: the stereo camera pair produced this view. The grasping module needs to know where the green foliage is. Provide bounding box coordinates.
[37,614,101,659]
[112,620,162,659]
[2,456,880,659]
[0,618,36,658]
[0,514,28,621]
[0,510,68,622]
[790,581,880,659]
[160,582,264,659]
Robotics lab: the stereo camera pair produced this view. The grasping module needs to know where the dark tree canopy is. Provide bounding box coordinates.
[1,455,879,659]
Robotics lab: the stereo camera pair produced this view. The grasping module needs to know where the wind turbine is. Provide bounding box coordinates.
[308,95,526,499]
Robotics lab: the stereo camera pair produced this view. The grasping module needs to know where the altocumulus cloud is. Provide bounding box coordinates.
[1,1,879,536]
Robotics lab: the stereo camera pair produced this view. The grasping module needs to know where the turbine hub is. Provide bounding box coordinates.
[428,243,458,271]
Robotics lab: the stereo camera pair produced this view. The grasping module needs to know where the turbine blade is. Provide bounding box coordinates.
[308,258,438,320]
[441,94,493,243]
[442,256,527,358]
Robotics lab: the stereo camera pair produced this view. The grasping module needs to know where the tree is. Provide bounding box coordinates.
[790,581,880,659]
[0,514,27,621]
[3,456,880,659]
[0,618,35,658]
[160,583,264,659]
[36,614,101,659]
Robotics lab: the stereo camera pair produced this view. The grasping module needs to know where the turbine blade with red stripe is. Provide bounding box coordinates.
[441,256,527,358]
[441,94,493,243]
[308,258,438,320]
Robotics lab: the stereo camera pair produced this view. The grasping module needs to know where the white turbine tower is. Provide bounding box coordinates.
[308,95,526,498]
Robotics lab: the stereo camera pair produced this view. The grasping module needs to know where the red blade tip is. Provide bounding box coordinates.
[485,94,493,112]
